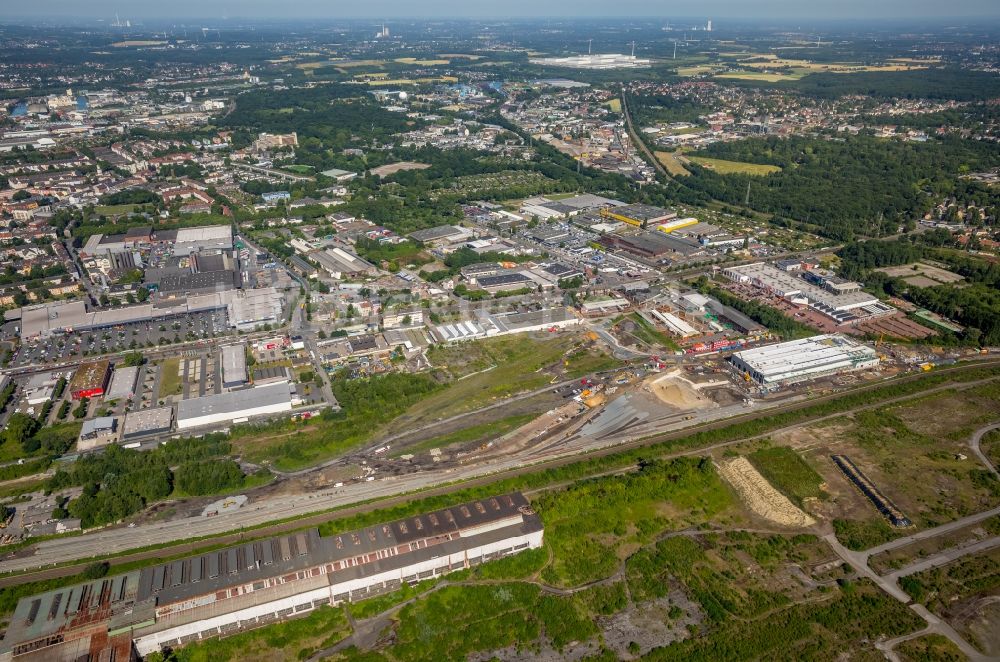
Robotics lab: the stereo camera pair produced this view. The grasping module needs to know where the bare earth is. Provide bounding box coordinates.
[718,457,816,528]
[646,372,717,410]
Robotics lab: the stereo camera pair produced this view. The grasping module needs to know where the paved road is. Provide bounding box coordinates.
[863,505,1000,562]
[969,421,1000,478]
[884,536,1000,584]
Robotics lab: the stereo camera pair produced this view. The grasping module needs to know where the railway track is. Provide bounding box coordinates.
[1,358,998,589]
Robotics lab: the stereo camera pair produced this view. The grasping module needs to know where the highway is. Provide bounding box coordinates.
[2,359,998,582]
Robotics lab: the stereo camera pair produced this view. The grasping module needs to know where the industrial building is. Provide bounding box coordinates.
[529,53,651,69]
[122,407,173,440]
[105,365,140,401]
[408,225,474,245]
[600,204,676,228]
[729,334,879,387]
[220,344,248,388]
[69,360,111,400]
[722,263,891,323]
[252,365,293,386]
[23,372,60,406]
[313,247,376,279]
[77,416,119,451]
[175,382,294,430]
[649,310,697,338]
[1,493,543,661]
[9,288,284,340]
[429,307,579,343]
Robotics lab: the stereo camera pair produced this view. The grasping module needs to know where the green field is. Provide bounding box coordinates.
[686,155,782,175]
[93,203,138,216]
[282,164,315,175]
[408,334,578,423]
[563,348,622,379]
[655,150,692,176]
[157,358,182,399]
[715,70,808,82]
[748,446,827,507]
[625,312,680,351]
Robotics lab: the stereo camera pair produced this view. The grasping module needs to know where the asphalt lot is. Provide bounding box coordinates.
[12,309,233,368]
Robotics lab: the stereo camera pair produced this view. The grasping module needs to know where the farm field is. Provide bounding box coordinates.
[393,57,450,65]
[654,150,691,176]
[686,155,782,175]
[715,71,807,82]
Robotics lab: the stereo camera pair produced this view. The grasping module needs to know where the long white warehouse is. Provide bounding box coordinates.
[176,382,294,429]
[729,334,878,387]
[2,493,543,661]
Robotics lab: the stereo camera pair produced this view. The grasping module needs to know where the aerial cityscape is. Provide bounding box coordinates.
[0,2,998,660]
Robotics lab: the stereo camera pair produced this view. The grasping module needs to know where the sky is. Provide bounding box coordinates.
[5,0,1000,21]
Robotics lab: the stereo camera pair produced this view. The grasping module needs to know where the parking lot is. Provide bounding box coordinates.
[13,310,233,367]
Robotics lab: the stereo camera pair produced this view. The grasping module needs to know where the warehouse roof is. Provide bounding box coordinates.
[135,493,535,606]
[408,225,471,243]
[731,334,877,383]
[69,359,110,394]
[221,344,248,385]
[174,225,232,244]
[176,382,294,423]
[122,407,173,438]
[477,272,532,288]
[105,365,140,401]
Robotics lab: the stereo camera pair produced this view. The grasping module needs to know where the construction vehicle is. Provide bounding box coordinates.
[920,363,933,372]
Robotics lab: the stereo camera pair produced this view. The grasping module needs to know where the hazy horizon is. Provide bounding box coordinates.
[4,0,1000,22]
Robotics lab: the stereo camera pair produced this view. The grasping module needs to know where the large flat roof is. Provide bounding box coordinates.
[69,359,110,393]
[221,344,248,384]
[122,406,173,437]
[105,365,140,400]
[731,334,877,383]
[176,382,293,422]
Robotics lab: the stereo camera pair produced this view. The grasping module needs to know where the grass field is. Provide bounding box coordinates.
[984,429,1000,472]
[686,155,782,175]
[748,445,827,507]
[801,382,1000,549]
[157,358,182,399]
[563,348,622,379]
[654,150,691,176]
[678,64,723,76]
[626,313,680,351]
[604,98,622,113]
[401,335,577,425]
[94,204,138,216]
[281,164,315,175]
